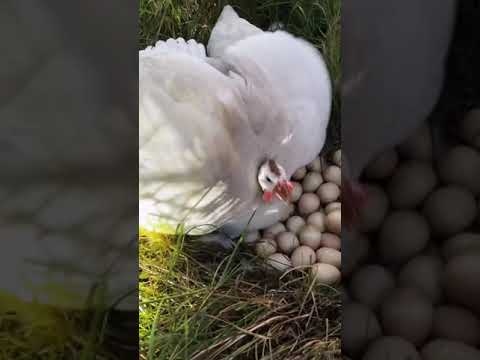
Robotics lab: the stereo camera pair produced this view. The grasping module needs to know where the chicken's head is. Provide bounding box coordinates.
[258,159,293,203]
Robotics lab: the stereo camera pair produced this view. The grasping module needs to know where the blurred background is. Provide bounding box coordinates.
[1,1,137,358]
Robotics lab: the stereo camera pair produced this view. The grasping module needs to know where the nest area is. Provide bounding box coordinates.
[253,151,342,283]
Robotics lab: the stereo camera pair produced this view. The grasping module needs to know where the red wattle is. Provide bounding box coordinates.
[263,191,273,202]
[286,181,294,192]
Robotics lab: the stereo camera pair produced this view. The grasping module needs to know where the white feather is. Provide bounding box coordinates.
[207,5,262,58]
[139,7,332,236]
[221,31,332,176]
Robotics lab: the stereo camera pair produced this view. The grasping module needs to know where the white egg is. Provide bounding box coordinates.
[262,222,287,238]
[423,186,476,237]
[320,232,341,250]
[357,184,389,233]
[459,108,480,149]
[306,211,326,231]
[298,193,320,215]
[255,238,277,258]
[397,123,433,161]
[343,302,382,357]
[324,202,341,214]
[290,245,316,267]
[380,287,433,346]
[266,253,292,272]
[276,231,299,254]
[287,202,296,216]
[363,336,421,360]
[397,255,443,304]
[444,254,480,315]
[316,247,341,268]
[387,161,437,209]
[290,182,303,202]
[432,306,480,346]
[311,263,341,285]
[307,156,323,172]
[325,210,341,235]
[292,166,307,180]
[378,211,430,264]
[421,339,480,360]
[298,225,322,249]
[364,148,399,180]
[349,265,395,310]
[438,145,480,195]
[442,232,480,260]
[302,172,323,192]
[323,165,341,187]
[317,182,340,204]
[332,149,341,167]
[286,215,306,234]
[244,230,260,244]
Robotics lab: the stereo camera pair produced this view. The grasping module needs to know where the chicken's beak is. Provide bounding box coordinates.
[274,180,294,202]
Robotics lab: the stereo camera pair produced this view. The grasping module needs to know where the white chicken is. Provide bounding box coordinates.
[139,6,332,244]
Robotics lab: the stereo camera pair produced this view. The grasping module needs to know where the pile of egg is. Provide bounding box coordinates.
[344,109,480,359]
[251,149,342,285]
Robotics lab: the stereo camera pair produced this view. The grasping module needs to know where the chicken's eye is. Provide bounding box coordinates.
[266,176,273,183]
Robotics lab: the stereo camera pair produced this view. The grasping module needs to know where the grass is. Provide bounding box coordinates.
[139,230,341,359]
[139,1,341,359]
